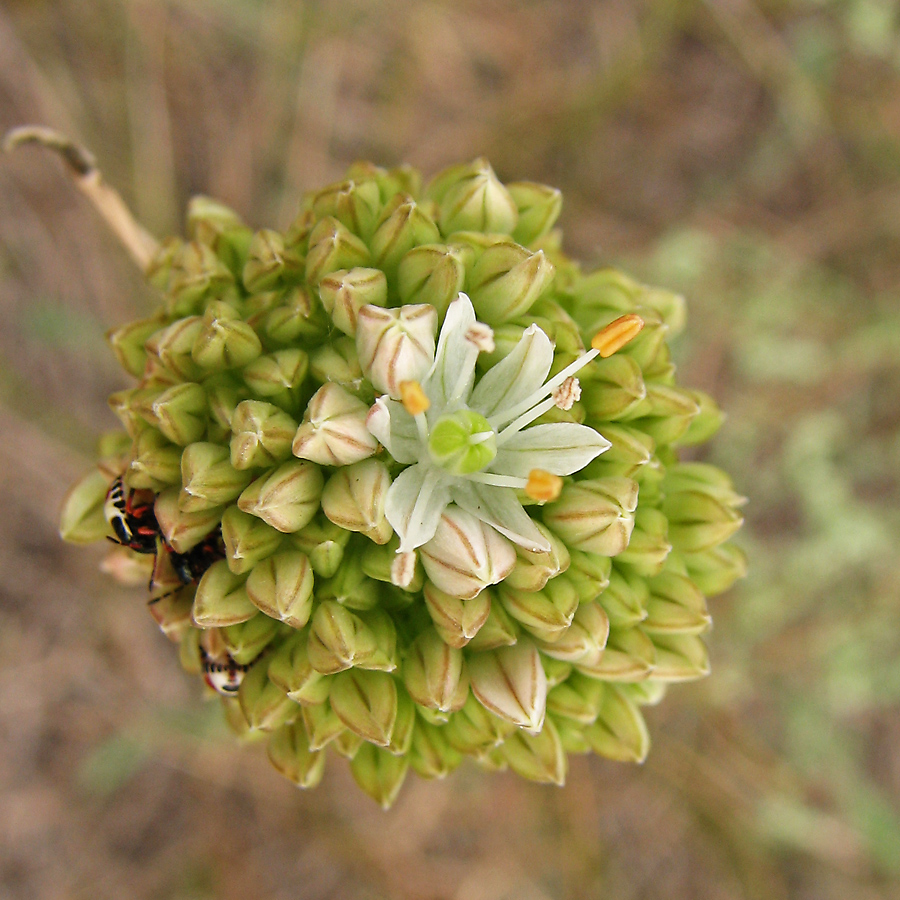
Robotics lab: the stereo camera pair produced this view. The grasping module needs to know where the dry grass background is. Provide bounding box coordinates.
[1,1,899,898]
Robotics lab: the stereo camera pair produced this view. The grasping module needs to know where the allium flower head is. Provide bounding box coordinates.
[58,157,746,807]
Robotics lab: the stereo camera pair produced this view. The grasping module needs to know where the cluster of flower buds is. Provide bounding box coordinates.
[60,159,745,806]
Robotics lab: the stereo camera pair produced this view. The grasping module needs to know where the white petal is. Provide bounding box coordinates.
[469,324,554,419]
[451,481,551,552]
[425,292,477,406]
[492,423,611,477]
[384,465,451,553]
[365,397,420,464]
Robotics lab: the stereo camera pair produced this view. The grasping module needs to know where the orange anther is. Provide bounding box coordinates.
[399,380,430,416]
[525,469,563,502]
[590,314,645,358]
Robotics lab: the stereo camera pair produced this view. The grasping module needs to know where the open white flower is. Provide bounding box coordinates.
[365,293,629,559]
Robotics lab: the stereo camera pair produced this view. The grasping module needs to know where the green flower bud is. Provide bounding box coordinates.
[663,490,744,553]
[422,581,492,648]
[443,689,515,753]
[543,477,639,557]
[643,572,711,635]
[310,178,382,241]
[242,349,309,411]
[316,549,380,611]
[238,658,298,732]
[142,316,204,382]
[145,236,183,290]
[676,390,725,446]
[242,229,304,293]
[106,316,162,378]
[356,304,437,399]
[497,578,579,643]
[301,700,346,750]
[409,720,462,779]
[429,158,518,235]
[504,522,571,592]
[307,601,394,674]
[154,487,222,553]
[683,543,747,596]
[267,631,331,705]
[598,566,649,627]
[127,428,183,490]
[267,721,325,789]
[421,507,516,600]
[321,459,393,545]
[179,442,253,512]
[360,538,424,592]
[625,383,700,446]
[192,301,263,371]
[167,241,235,315]
[553,715,592,755]
[370,195,440,277]
[192,561,256,627]
[465,596,519,651]
[147,586,194,641]
[221,614,281,664]
[467,241,554,324]
[651,634,710,682]
[260,287,329,347]
[308,336,367,395]
[305,216,371,286]
[579,355,647,421]
[547,670,604,724]
[221,505,283,575]
[403,628,469,713]
[349,742,409,809]
[467,639,547,733]
[501,718,567,785]
[535,600,609,663]
[575,625,655,682]
[615,507,672,577]
[245,549,314,628]
[329,668,398,747]
[583,685,649,763]
[508,181,563,246]
[151,382,207,446]
[60,469,112,543]
[230,400,297,470]
[289,515,351,578]
[565,550,612,603]
[582,423,654,479]
[292,383,378,466]
[237,461,323,534]
[397,244,469,314]
[318,267,387,336]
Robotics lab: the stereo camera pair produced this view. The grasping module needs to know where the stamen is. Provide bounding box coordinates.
[525,469,563,502]
[466,322,495,354]
[400,380,430,416]
[591,314,644,358]
[467,472,529,489]
[495,396,557,445]
[488,348,603,430]
[390,551,417,587]
[552,377,581,411]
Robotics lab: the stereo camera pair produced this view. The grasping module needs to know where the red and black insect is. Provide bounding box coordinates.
[104,475,159,554]
[200,645,253,695]
[104,476,225,597]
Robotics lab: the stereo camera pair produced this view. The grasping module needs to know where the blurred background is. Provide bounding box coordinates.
[1,1,899,897]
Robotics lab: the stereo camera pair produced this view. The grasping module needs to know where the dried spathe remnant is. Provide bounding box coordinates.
[60,158,745,807]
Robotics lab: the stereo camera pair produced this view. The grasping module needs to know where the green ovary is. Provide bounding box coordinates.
[428,410,497,475]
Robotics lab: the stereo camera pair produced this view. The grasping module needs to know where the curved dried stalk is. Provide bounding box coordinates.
[3,125,159,273]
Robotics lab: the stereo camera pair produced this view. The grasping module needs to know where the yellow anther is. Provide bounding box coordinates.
[399,380,430,416]
[525,469,563,502]
[590,314,645,358]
